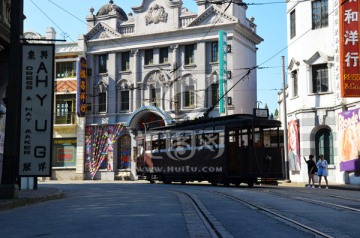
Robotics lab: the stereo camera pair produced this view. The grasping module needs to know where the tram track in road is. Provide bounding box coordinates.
[207,190,338,238]
[169,189,233,238]
[256,189,360,213]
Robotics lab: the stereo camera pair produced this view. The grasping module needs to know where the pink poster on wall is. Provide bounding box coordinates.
[338,108,360,172]
[288,119,301,171]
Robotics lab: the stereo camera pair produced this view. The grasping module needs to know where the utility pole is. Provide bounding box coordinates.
[0,0,23,199]
[282,56,290,182]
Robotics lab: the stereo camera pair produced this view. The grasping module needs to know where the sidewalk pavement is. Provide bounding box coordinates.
[0,187,63,211]
[0,181,359,211]
[277,181,360,191]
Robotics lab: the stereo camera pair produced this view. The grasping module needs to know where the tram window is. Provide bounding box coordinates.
[263,130,271,147]
[152,140,159,151]
[229,130,236,143]
[158,139,165,150]
[196,133,204,146]
[239,129,250,147]
[254,128,263,147]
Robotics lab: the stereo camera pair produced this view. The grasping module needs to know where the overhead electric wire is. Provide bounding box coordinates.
[29,0,77,43]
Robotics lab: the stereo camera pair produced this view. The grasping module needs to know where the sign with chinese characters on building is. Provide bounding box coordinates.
[76,57,87,117]
[19,44,54,176]
[340,0,360,97]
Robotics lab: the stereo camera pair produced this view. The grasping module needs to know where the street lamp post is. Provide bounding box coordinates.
[282,56,290,182]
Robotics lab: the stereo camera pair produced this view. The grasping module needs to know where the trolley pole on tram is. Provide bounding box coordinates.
[282,56,290,182]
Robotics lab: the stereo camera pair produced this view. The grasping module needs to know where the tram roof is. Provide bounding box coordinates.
[150,114,281,131]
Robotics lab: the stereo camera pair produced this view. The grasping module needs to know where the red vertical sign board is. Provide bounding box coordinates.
[340,1,360,97]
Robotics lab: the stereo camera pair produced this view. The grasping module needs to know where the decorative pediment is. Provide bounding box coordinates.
[95,81,108,93]
[132,0,182,13]
[303,51,334,65]
[85,22,121,40]
[187,5,238,27]
[207,70,219,83]
[145,4,168,25]
[55,43,82,54]
[288,58,300,71]
[147,71,167,85]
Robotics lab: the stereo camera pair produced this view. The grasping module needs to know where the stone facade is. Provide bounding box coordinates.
[283,0,360,185]
[83,0,263,180]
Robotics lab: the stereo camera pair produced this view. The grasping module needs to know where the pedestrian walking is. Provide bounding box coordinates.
[304,155,317,188]
[316,154,329,189]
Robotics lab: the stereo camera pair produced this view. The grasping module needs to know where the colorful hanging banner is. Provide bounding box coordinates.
[85,124,125,179]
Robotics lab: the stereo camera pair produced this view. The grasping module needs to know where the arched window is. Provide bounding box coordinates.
[118,134,131,169]
[315,128,333,164]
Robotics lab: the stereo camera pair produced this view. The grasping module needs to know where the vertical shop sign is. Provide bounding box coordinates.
[19,44,54,176]
[76,57,87,117]
[340,0,360,97]
[218,30,228,113]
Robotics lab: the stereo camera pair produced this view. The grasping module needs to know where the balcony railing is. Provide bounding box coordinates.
[54,112,76,125]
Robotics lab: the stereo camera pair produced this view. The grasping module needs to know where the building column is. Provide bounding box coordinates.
[171,44,179,119]
[132,49,140,109]
[108,53,117,114]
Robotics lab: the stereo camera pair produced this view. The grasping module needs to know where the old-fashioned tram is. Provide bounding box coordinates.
[140,113,284,187]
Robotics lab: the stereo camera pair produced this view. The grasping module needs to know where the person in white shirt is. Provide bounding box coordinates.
[316,154,329,189]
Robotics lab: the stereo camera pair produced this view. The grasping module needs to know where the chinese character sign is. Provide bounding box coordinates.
[340,0,360,97]
[19,44,54,176]
[76,57,87,117]
[218,30,228,113]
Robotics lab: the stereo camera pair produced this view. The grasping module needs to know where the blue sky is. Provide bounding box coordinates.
[24,0,287,115]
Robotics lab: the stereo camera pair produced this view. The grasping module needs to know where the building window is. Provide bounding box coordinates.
[312,64,328,93]
[56,62,76,78]
[150,86,161,107]
[292,71,298,97]
[98,92,107,113]
[211,41,218,62]
[145,49,154,65]
[120,90,130,111]
[99,54,107,74]
[53,138,77,167]
[312,0,328,29]
[55,94,75,124]
[159,47,169,64]
[185,44,195,65]
[315,128,333,164]
[211,83,219,106]
[184,85,195,108]
[290,10,296,39]
[121,52,130,71]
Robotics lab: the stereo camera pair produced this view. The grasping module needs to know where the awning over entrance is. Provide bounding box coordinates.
[126,106,174,131]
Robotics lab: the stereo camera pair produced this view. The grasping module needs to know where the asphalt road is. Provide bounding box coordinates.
[0,182,359,238]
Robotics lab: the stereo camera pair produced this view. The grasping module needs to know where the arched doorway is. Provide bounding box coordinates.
[315,128,334,164]
[135,112,165,175]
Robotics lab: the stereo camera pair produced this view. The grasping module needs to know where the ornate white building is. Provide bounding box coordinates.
[282,0,360,185]
[83,0,263,180]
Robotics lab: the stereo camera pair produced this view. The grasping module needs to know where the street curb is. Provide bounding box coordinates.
[0,190,64,211]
